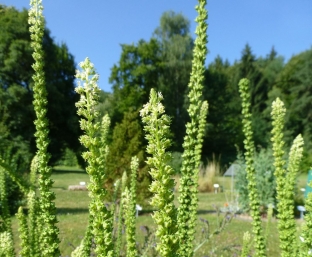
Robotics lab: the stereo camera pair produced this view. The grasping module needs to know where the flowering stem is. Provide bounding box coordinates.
[29,0,60,255]
[177,0,208,256]
[238,78,266,257]
[271,98,303,257]
[125,156,139,257]
[141,89,179,257]
[75,58,114,257]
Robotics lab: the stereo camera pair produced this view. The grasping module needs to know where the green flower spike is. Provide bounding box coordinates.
[238,78,266,257]
[177,0,208,256]
[0,231,14,257]
[29,0,60,255]
[75,57,114,257]
[124,156,139,257]
[115,171,127,256]
[141,89,179,257]
[16,207,30,257]
[301,177,312,255]
[271,98,304,257]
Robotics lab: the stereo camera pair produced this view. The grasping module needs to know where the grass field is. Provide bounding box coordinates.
[11,166,309,256]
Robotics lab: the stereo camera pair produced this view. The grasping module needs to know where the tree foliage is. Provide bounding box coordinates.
[153,11,193,150]
[0,5,80,165]
[106,109,151,204]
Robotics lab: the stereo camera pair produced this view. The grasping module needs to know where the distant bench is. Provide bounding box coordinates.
[68,182,87,191]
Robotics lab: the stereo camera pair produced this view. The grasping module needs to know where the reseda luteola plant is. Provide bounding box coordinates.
[271,98,304,257]
[75,58,114,257]
[0,167,14,256]
[124,156,139,257]
[115,171,128,256]
[141,89,179,257]
[4,0,312,256]
[177,0,208,256]
[29,0,60,255]
[301,181,312,255]
[238,83,306,257]
[238,78,266,257]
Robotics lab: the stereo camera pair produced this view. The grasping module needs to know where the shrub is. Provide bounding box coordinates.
[167,151,183,174]
[56,148,79,167]
[105,109,151,204]
[235,147,276,212]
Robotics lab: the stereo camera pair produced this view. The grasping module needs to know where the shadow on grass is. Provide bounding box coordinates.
[197,209,217,215]
[57,207,89,215]
[52,166,86,175]
[53,186,67,190]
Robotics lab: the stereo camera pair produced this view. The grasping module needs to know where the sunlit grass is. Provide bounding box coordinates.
[11,167,309,256]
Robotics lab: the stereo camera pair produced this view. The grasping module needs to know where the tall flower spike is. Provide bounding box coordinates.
[141,88,179,257]
[124,156,139,257]
[301,178,312,255]
[17,207,30,257]
[29,0,60,255]
[238,78,266,257]
[0,232,14,257]
[115,171,128,257]
[271,98,303,257]
[75,57,114,257]
[177,0,208,256]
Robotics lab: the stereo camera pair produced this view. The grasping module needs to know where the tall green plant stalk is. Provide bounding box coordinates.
[115,171,127,256]
[177,0,208,256]
[28,190,40,257]
[141,89,179,257]
[28,156,40,257]
[301,179,312,255]
[241,231,252,257]
[16,207,30,257]
[75,58,114,257]
[112,178,121,230]
[238,78,266,257]
[264,204,274,247]
[0,231,14,257]
[271,98,303,257]
[28,0,60,255]
[124,156,139,257]
[0,168,14,257]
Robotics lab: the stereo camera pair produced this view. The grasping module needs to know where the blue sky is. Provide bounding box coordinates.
[2,0,312,92]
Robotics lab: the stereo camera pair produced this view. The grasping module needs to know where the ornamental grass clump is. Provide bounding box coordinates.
[29,0,60,255]
[238,78,266,257]
[271,98,304,257]
[141,89,179,257]
[177,0,208,256]
[75,57,114,257]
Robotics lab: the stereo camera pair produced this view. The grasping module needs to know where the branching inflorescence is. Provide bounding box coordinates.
[271,98,304,257]
[75,57,114,257]
[141,89,179,257]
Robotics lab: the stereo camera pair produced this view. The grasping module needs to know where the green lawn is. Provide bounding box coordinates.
[11,167,309,256]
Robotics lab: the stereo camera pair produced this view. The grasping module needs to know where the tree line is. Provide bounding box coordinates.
[102,11,312,177]
[1,5,312,195]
